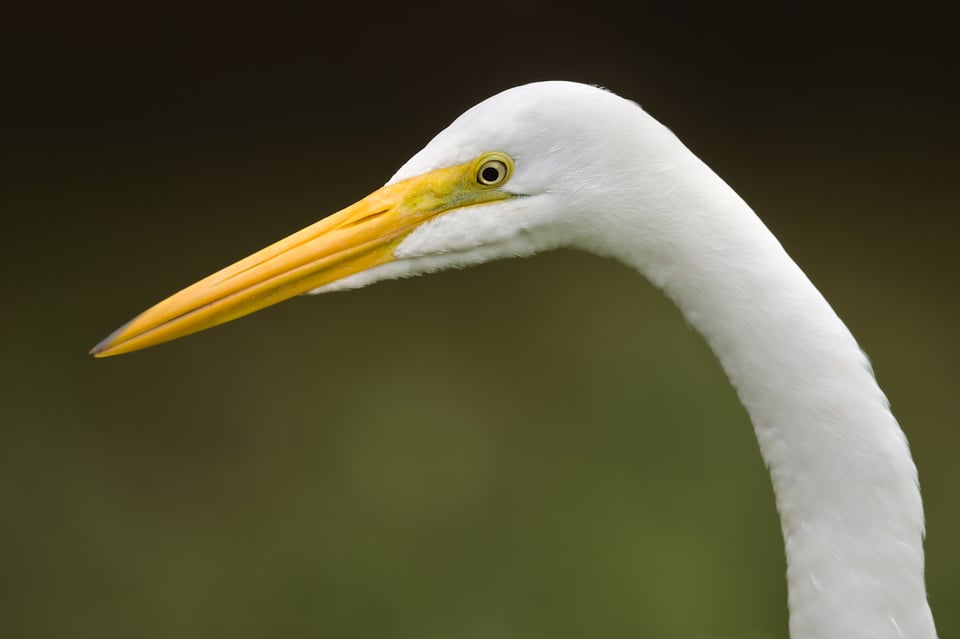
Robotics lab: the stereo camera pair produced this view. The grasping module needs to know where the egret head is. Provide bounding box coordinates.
[92,81,653,357]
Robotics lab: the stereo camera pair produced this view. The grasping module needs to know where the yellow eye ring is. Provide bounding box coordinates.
[474,153,513,187]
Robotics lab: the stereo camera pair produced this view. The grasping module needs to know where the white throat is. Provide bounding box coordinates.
[581,118,937,638]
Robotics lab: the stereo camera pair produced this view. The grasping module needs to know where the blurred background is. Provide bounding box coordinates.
[2,2,957,637]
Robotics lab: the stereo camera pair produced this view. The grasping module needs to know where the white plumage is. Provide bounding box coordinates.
[95,81,938,638]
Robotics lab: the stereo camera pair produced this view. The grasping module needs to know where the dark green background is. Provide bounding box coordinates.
[3,4,957,637]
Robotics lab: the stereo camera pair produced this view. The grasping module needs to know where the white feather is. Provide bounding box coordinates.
[312,81,937,638]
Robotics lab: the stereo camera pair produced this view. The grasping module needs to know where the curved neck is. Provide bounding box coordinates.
[588,137,936,638]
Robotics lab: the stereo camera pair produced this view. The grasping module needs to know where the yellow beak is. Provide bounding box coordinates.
[91,154,513,357]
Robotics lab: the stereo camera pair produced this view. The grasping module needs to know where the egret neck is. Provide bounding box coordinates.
[580,114,936,638]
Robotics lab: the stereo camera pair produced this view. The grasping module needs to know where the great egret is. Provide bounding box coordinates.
[92,81,937,638]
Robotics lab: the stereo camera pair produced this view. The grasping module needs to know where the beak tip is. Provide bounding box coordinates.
[90,320,133,358]
[89,338,113,358]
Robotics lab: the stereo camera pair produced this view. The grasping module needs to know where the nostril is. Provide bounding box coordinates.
[338,209,390,229]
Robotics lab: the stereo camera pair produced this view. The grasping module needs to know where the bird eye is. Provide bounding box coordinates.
[476,158,508,186]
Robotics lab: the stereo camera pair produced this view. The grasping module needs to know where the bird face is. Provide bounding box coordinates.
[90,146,564,357]
[92,81,635,357]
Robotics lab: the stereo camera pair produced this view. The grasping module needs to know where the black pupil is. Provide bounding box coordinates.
[481,165,501,183]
